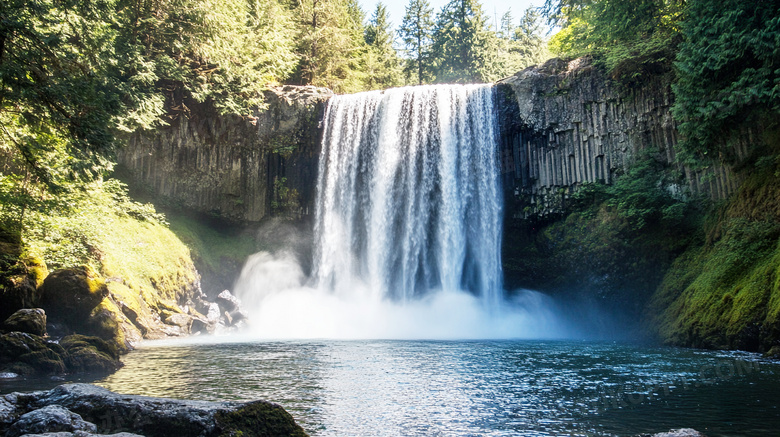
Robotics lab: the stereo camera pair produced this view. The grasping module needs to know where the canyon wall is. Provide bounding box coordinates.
[119,59,746,223]
[118,86,333,222]
[496,58,744,218]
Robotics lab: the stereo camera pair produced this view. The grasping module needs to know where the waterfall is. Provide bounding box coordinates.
[233,84,567,339]
[312,84,503,306]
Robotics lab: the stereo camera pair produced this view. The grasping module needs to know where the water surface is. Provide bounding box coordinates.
[80,340,780,436]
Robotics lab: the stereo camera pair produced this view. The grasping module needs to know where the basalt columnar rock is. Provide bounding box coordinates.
[118,85,333,223]
[0,384,308,437]
[496,57,744,217]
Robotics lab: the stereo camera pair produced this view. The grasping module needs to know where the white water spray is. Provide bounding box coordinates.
[234,85,567,339]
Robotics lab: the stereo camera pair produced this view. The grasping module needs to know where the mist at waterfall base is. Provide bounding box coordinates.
[233,251,578,339]
[233,85,604,341]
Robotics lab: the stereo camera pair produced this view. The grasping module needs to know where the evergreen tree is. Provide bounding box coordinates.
[293,0,367,93]
[399,0,435,85]
[114,0,298,125]
[0,0,122,186]
[363,3,403,89]
[430,0,497,83]
[672,0,780,164]
[545,0,684,78]
[493,7,549,78]
[514,7,547,66]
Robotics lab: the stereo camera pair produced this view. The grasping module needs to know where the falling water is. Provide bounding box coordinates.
[233,84,567,339]
[313,84,503,306]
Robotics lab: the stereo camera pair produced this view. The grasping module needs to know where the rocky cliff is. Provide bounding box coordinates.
[496,58,744,217]
[118,86,333,223]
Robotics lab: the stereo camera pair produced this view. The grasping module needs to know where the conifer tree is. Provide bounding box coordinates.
[293,0,367,93]
[430,0,497,83]
[399,0,435,85]
[363,3,403,89]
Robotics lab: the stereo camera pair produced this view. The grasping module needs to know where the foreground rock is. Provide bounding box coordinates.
[0,329,121,376]
[1,384,307,437]
[2,308,47,336]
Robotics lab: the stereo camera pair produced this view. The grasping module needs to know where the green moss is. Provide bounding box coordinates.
[16,179,203,345]
[648,165,780,352]
[166,211,257,294]
[215,401,308,437]
[0,332,67,375]
[18,349,66,374]
[61,334,121,373]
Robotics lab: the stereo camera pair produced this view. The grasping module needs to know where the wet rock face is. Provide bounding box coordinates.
[497,57,740,218]
[118,85,333,223]
[0,332,66,375]
[6,405,97,437]
[1,384,308,437]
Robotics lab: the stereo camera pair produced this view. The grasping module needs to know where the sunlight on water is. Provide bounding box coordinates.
[89,340,780,437]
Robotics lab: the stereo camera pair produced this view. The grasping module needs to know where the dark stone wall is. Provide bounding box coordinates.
[117,86,333,222]
[497,58,744,218]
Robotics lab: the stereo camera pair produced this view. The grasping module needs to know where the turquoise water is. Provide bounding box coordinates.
[2,340,776,436]
[75,340,780,436]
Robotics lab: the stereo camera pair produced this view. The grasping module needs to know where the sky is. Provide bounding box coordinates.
[359,0,542,35]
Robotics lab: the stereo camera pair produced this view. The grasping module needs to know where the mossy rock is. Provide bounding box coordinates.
[22,255,49,289]
[61,334,122,373]
[85,299,134,352]
[215,401,308,437]
[2,308,47,336]
[40,266,108,327]
[0,332,66,375]
[18,348,66,374]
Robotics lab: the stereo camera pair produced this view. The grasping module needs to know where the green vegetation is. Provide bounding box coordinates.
[400,0,435,85]
[649,165,780,352]
[531,0,780,352]
[215,401,308,437]
[504,152,700,319]
[672,0,780,164]
[165,210,258,295]
[544,0,684,81]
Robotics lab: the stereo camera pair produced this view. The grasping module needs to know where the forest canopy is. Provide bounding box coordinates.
[1,0,778,228]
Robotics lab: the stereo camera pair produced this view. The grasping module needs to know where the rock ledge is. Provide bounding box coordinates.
[1,384,307,437]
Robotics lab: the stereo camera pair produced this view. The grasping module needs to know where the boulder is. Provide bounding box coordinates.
[206,303,221,324]
[0,244,47,321]
[20,433,144,436]
[6,405,96,437]
[0,275,39,322]
[641,429,706,437]
[39,267,108,330]
[0,332,66,375]
[160,311,192,330]
[216,290,241,313]
[215,290,248,327]
[60,335,122,374]
[3,308,47,336]
[1,384,307,437]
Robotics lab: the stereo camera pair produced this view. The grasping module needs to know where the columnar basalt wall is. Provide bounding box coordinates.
[118,86,333,222]
[497,58,743,218]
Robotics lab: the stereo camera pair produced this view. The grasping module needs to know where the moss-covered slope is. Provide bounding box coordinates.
[1,178,204,350]
[648,161,780,353]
